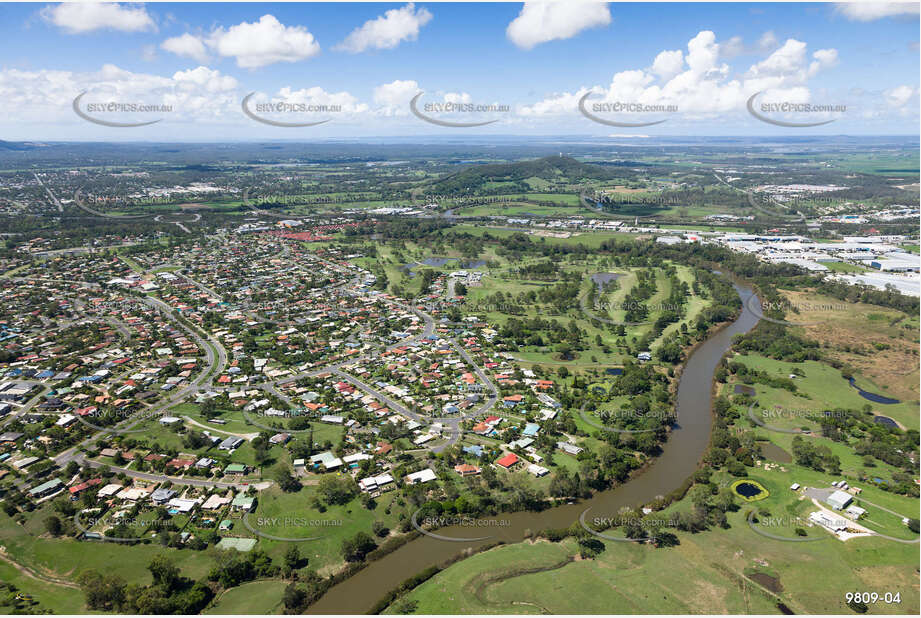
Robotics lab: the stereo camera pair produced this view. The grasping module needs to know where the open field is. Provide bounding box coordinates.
[732,353,919,431]
[778,289,920,404]
[391,466,918,616]
[203,579,287,614]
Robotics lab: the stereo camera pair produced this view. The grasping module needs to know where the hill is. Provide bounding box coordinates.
[429,156,618,195]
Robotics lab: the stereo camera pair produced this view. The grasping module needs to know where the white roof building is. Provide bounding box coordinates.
[826,489,853,510]
[404,468,438,485]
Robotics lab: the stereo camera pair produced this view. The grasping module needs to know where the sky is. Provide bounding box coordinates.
[0,1,918,141]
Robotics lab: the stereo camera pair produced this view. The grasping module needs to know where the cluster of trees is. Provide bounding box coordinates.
[733,322,822,362]
[498,316,586,351]
[78,555,213,614]
[790,435,842,475]
[704,396,760,477]
[724,360,799,392]
[208,549,278,588]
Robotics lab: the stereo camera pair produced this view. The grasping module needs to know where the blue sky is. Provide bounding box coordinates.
[0,2,918,140]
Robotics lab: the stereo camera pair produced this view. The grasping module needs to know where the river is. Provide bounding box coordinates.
[307,281,761,614]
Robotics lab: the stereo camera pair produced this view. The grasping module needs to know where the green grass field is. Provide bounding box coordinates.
[733,354,919,431]
[204,579,287,614]
[387,537,782,614]
[0,560,87,614]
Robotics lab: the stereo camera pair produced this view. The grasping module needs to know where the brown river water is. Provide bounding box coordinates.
[307,281,761,614]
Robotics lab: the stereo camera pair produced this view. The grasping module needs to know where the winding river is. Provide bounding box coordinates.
[307,281,761,614]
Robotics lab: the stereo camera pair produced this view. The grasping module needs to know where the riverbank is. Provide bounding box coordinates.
[304,280,761,614]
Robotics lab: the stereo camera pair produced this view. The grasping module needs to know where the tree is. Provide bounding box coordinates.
[283,583,307,612]
[274,464,302,493]
[341,531,377,562]
[148,555,180,593]
[44,514,63,536]
[77,570,126,611]
[284,545,301,571]
[847,599,869,614]
[318,475,357,505]
[200,398,216,417]
[393,597,419,613]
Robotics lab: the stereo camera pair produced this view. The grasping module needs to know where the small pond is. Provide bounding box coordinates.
[591,272,623,292]
[731,479,769,501]
[847,377,900,404]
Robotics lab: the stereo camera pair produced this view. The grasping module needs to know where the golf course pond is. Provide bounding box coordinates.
[731,479,770,502]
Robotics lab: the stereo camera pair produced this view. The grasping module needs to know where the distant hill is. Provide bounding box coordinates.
[0,140,39,151]
[429,156,618,194]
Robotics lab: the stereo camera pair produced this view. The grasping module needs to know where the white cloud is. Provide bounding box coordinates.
[835,2,920,21]
[651,49,684,81]
[809,48,839,76]
[720,36,745,59]
[520,30,841,118]
[758,31,779,52]
[747,38,808,79]
[274,86,367,114]
[208,15,320,69]
[161,33,209,64]
[0,64,239,124]
[518,87,595,117]
[506,1,611,50]
[335,3,432,53]
[720,31,778,59]
[41,2,156,34]
[884,84,916,107]
[443,92,472,104]
[372,79,420,115]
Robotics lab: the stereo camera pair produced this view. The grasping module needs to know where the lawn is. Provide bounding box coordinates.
[245,484,402,576]
[732,353,919,431]
[0,560,88,614]
[204,579,287,614]
[387,537,781,614]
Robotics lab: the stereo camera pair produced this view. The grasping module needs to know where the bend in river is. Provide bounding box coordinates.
[306,281,761,615]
